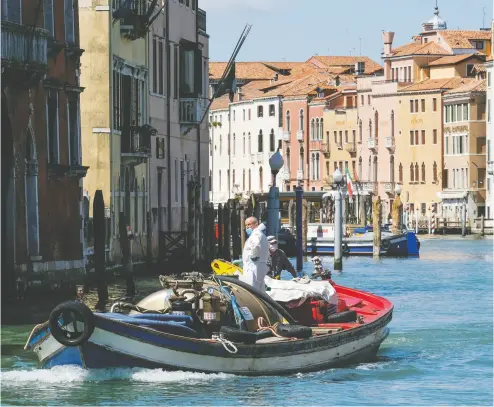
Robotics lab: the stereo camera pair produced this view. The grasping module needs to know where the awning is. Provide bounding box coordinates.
[440,191,468,200]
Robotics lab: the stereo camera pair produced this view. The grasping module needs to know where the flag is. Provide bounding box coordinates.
[346,167,354,196]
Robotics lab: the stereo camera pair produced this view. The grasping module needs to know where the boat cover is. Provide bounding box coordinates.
[264,276,338,306]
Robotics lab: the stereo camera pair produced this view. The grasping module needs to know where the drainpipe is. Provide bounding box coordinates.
[196,7,201,193]
[108,2,114,260]
[166,1,172,231]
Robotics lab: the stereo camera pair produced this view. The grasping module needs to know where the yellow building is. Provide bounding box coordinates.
[322,88,358,185]
[80,0,150,262]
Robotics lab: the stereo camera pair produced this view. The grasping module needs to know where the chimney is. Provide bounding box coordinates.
[382,31,395,57]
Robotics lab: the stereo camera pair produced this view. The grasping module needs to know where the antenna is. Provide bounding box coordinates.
[359,37,362,56]
[482,5,486,29]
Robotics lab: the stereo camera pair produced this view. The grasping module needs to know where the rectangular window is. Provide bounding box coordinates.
[421,99,425,112]
[410,130,414,145]
[488,72,491,87]
[175,159,178,202]
[152,38,158,93]
[44,0,54,35]
[414,99,418,113]
[433,129,437,144]
[67,94,80,165]
[433,98,437,112]
[233,110,235,121]
[173,45,179,99]
[158,39,164,95]
[410,100,414,113]
[352,130,356,143]
[421,130,425,144]
[64,0,75,44]
[415,130,419,145]
[248,109,251,120]
[46,89,59,164]
[463,104,469,121]
[269,104,275,116]
[452,105,457,122]
[445,136,449,154]
[466,64,475,77]
[243,109,245,121]
[344,130,348,143]
[334,131,337,143]
[361,95,364,105]
[368,95,371,105]
[257,106,263,118]
[488,99,491,123]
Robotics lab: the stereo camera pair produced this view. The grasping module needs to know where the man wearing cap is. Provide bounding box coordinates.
[266,236,297,280]
[241,216,270,292]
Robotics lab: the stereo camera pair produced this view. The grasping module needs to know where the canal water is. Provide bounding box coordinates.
[1,237,492,406]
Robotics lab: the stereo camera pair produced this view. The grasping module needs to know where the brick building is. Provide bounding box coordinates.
[2,0,86,297]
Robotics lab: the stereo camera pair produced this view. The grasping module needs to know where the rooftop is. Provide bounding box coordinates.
[444,79,486,94]
[399,77,474,92]
[391,41,450,57]
[427,53,485,66]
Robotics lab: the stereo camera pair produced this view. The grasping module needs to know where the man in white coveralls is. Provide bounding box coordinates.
[241,216,269,292]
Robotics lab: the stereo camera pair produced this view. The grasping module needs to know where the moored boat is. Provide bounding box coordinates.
[25,267,393,376]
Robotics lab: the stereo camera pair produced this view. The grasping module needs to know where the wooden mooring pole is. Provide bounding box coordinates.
[372,196,382,258]
[93,190,108,308]
[481,215,485,237]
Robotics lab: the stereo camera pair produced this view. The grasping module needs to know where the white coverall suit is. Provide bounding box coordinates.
[240,228,269,292]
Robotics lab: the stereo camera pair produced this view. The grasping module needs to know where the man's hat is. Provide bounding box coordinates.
[267,235,277,243]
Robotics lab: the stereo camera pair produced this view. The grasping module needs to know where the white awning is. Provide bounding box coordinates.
[440,191,468,200]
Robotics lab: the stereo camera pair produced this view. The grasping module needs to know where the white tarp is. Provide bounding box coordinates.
[264,276,338,306]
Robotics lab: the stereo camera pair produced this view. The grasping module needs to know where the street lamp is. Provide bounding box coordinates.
[267,150,284,239]
[395,183,402,196]
[333,168,344,271]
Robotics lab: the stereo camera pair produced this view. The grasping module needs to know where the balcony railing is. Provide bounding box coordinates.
[385,136,395,149]
[296,130,304,141]
[367,138,377,150]
[345,142,356,154]
[488,161,494,175]
[384,182,395,194]
[361,181,377,195]
[121,127,151,159]
[309,140,322,150]
[282,171,291,181]
[1,21,48,69]
[197,8,207,33]
[256,153,263,164]
[282,131,290,142]
[179,98,207,124]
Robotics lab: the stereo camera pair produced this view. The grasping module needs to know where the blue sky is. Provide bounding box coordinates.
[200,0,493,64]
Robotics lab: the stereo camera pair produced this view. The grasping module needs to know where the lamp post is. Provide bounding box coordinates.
[267,150,284,240]
[333,168,344,271]
[392,183,402,235]
[295,170,304,272]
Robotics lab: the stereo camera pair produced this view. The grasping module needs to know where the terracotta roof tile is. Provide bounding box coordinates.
[209,62,307,81]
[473,63,487,73]
[306,56,383,75]
[398,77,471,92]
[391,41,450,57]
[445,79,486,94]
[427,53,484,66]
[210,94,231,111]
[439,30,492,49]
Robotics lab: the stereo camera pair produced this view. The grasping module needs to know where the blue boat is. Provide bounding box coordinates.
[306,229,420,257]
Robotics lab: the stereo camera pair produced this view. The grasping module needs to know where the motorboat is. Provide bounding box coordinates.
[25,263,393,376]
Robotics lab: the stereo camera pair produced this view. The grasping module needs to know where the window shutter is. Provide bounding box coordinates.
[194,48,202,95]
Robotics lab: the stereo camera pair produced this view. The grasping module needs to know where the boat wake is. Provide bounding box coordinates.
[1,366,234,386]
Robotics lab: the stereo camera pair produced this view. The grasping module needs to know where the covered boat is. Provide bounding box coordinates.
[25,265,393,376]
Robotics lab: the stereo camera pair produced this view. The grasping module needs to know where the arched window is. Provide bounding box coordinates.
[242,169,246,191]
[399,163,403,183]
[134,178,138,233]
[232,169,236,187]
[433,161,438,182]
[25,128,40,257]
[286,111,291,132]
[390,110,395,139]
[410,164,414,182]
[233,134,236,155]
[219,135,222,155]
[390,155,395,183]
[227,169,230,191]
[368,119,372,140]
[259,166,264,192]
[310,119,315,140]
[373,156,378,183]
[315,118,319,140]
[415,163,419,182]
[319,118,324,140]
[358,156,363,180]
[243,133,245,155]
[269,129,275,152]
[299,146,304,175]
[316,153,320,180]
[368,156,372,180]
[359,119,363,143]
[219,170,222,191]
[311,153,315,180]
[421,162,426,182]
[248,169,251,191]
[299,109,304,131]
[286,146,291,171]
[248,132,251,154]
[258,130,263,153]
[374,111,379,139]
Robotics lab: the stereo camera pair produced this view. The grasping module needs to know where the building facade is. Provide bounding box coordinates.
[487,58,493,219]
[2,0,86,295]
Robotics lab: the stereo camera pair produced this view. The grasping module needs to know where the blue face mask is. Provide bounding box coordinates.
[246,228,253,236]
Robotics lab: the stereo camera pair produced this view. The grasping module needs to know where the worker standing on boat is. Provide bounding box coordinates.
[241,217,269,292]
[266,236,297,280]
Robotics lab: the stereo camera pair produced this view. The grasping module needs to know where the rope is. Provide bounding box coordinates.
[257,317,282,338]
[211,333,238,354]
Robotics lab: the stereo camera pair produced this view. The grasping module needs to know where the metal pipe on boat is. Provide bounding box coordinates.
[333,169,343,271]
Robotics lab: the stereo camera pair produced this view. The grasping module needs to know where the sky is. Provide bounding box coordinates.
[200,0,493,64]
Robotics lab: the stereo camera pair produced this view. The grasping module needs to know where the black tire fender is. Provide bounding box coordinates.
[326,310,357,323]
[219,326,258,345]
[275,324,312,339]
[48,301,95,347]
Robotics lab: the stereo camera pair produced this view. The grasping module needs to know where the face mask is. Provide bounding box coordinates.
[246,228,253,236]
[269,244,278,252]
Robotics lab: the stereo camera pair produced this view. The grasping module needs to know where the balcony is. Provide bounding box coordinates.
[121,126,152,165]
[113,0,161,40]
[296,130,304,141]
[385,136,395,149]
[1,21,48,86]
[367,138,378,151]
[282,131,290,142]
[309,140,322,151]
[345,142,356,155]
[488,161,494,175]
[179,98,207,125]
[296,169,304,181]
[256,153,263,164]
[322,142,330,158]
[361,181,378,195]
[384,182,395,194]
[282,171,291,181]
[197,8,207,33]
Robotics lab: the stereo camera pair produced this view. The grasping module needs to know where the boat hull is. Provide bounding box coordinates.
[307,231,420,257]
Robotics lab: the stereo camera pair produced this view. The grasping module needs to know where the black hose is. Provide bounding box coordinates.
[216,276,297,325]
